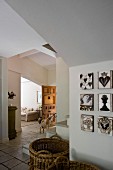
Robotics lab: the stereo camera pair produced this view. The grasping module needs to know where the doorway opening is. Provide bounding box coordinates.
[21,77,42,128]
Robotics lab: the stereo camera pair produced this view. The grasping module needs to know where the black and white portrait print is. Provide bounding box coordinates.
[81,114,94,132]
[98,94,112,112]
[80,94,94,111]
[98,116,113,136]
[80,73,94,90]
[98,71,113,89]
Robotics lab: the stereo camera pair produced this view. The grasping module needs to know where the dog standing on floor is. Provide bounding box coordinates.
[38,116,51,133]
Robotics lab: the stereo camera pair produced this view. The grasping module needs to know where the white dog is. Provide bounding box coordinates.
[38,116,51,133]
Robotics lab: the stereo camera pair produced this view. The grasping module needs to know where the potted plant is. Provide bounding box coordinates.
[8,91,16,106]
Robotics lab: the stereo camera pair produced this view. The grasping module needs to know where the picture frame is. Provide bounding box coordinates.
[37,91,42,103]
[98,93,113,112]
[80,94,94,111]
[98,70,113,89]
[97,116,113,136]
[80,72,94,90]
[81,114,94,132]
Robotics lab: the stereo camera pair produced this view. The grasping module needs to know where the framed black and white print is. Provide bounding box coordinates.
[81,114,94,132]
[98,116,113,136]
[98,70,113,89]
[98,93,113,112]
[80,73,94,90]
[80,94,94,111]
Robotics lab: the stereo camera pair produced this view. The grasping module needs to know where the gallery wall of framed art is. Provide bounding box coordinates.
[79,70,113,136]
[70,60,113,170]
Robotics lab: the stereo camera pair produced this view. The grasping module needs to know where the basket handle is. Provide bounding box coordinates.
[54,156,69,169]
[50,134,62,140]
[37,150,52,155]
[54,156,69,165]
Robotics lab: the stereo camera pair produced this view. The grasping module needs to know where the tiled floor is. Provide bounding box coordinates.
[0,121,46,170]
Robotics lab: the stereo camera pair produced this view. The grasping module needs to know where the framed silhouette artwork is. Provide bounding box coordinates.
[98,70,113,89]
[98,93,113,112]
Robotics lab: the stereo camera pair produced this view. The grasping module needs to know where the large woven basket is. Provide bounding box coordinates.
[29,135,69,170]
[46,156,101,170]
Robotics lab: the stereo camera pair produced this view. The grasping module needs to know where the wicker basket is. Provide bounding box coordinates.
[46,156,101,170]
[29,136,69,170]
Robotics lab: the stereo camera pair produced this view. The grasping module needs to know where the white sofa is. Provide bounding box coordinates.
[21,108,40,122]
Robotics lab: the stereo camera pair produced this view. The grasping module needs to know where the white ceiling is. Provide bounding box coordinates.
[0,0,56,69]
[28,52,56,70]
[2,0,113,67]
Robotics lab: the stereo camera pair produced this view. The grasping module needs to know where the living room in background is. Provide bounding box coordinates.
[21,77,42,122]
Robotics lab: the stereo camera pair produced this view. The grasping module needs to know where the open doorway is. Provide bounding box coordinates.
[21,77,42,128]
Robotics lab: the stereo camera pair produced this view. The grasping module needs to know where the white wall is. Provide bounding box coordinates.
[21,78,42,109]
[70,60,113,170]
[56,57,69,122]
[0,57,8,142]
[48,68,56,85]
[0,59,2,140]
[8,70,21,132]
[8,56,48,85]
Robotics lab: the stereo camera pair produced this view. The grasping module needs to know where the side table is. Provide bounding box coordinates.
[8,106,17,140]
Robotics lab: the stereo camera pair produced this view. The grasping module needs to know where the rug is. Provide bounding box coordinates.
[21,120,37,127]
[21,120,56,127]
[21,120,56,136]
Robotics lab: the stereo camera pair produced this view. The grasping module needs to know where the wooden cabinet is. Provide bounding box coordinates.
[42,86,56,119]
[8,106,17,140]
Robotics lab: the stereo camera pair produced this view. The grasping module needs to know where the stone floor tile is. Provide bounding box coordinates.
[9,148,23,157]
[11,162,29,170]
[5,142,22,147]
[0,121,49,170]
[2,158,21,169]
[2,147,21,154]
[0,144,10,150]
[0,164,8,170]
[0,154,13,163]
[13,153,30,162]
[0,151,7,157]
